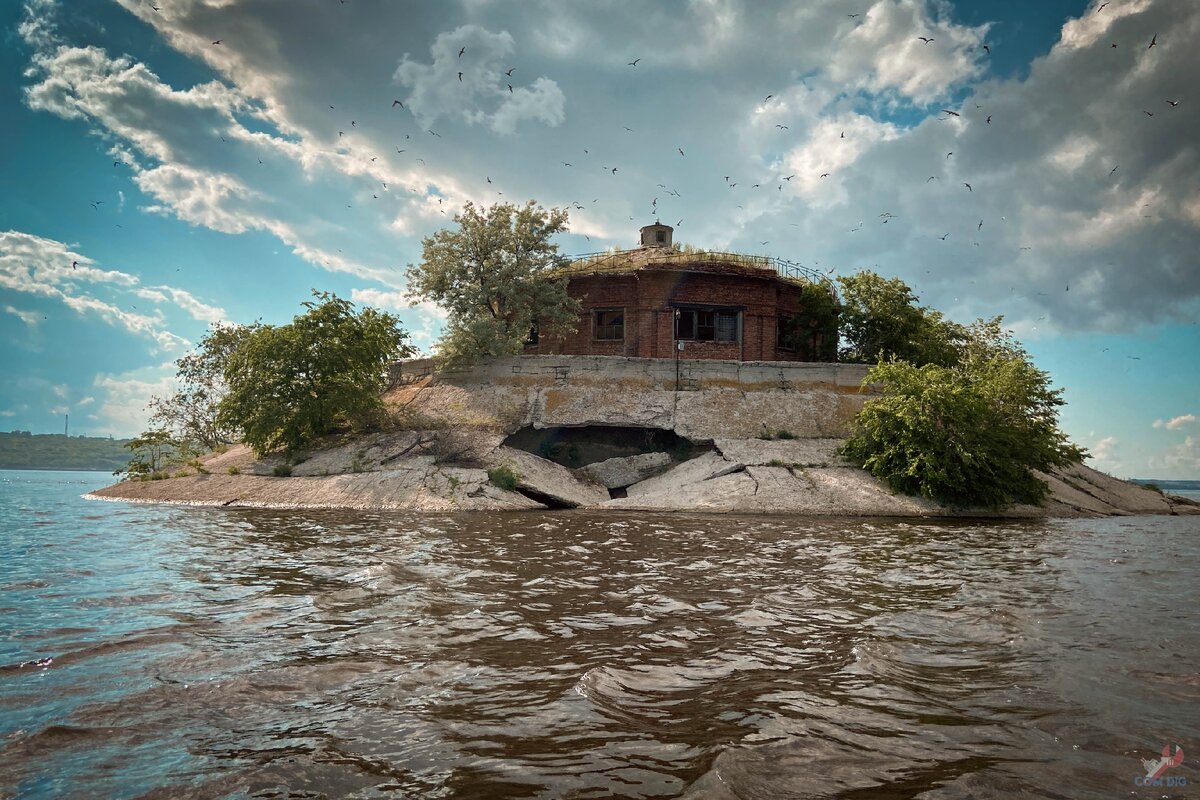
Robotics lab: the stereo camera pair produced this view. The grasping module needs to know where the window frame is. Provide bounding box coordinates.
[673,305,742,343]
[592,307,625,341]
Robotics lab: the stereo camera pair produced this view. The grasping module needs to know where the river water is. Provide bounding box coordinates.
[1,469,1197,799]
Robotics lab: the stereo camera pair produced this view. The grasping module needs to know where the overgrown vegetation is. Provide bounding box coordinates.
[840,318,1085,509]
[406,201,581,366]
[487,464,520,491]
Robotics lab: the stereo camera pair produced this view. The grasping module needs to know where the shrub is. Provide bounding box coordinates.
[840,321,1084,509]
[227,466,241,476]
[272,463,293,477]
[487,464,520,491]
[775,430,796,440]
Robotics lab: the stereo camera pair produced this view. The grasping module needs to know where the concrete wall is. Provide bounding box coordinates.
[405,355,874,441]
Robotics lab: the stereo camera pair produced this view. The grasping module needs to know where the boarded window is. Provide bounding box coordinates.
[593,308,624,340]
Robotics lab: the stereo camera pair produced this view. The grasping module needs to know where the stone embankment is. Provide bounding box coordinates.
[90,356,1200,518]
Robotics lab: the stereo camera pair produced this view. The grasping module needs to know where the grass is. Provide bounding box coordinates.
[487,464,520,491]
[272,463,293,477]
[227,466,241,475]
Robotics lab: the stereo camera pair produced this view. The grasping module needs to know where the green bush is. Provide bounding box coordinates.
[272,463,293,477]
[487,464,520,491]
[840,320,1084,509]
[227,466,241,475]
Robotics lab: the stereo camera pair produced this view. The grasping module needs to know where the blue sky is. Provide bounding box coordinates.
[2,0,1197,479]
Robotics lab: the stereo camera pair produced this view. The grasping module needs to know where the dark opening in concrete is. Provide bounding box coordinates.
[503,425,705,468]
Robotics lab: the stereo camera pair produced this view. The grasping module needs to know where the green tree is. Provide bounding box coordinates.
[218,291,413,456]
[121,428,188,478]
[840,318,1085,509]
[836,271,964,366]
[148,322,263,452]
[779,282,841,361]
[406,201,581,365]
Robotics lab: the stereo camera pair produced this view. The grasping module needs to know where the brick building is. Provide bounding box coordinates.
[525,223,838,362]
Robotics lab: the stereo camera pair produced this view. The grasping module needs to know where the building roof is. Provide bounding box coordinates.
[558,246,834,291]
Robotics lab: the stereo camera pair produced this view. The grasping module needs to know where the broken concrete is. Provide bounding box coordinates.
[482,446,610,508]
[623,451,746,499]
[579,452,673,489]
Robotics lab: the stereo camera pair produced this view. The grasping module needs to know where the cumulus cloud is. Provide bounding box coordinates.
[1087,435,1120,472]
[394,25,565,135]
[4,305,42,327]
[91,367,176,437]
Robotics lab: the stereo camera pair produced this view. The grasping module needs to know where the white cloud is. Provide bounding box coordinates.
[394,25,565,135]
[1155,414,1197,430]
[0,230,193,352]
[1087,434,1120,472]
[91,367,177,437]
[4,305,42,326]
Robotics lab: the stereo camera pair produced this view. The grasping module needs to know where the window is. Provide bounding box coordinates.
[675,307,740,342]
[593,308,624,340]
[655,230,666,243]
[777,315,793,350]
[526,321,539,345]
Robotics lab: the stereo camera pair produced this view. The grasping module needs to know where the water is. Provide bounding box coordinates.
[1,469,1197,799]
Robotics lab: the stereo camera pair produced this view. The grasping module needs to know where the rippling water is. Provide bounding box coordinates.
[1,469,1197,799]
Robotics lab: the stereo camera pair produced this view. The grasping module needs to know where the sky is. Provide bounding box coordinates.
[1,0,1197,480]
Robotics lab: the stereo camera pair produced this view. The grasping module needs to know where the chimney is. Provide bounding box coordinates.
[639,221,673,249]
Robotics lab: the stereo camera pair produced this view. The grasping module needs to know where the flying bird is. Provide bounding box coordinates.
[918,36,934,44]
[783,174,796,181]
[946,152,954,158]
[508,84,513,93]
[1148,34,1157,49]
[1098,1,1109,10]
[941,109,960,116]
[505,67,515,76]
[1166,100,1180,107]
[392,99,404,107]
[775,124,788,129]
[71,261,78,269]
[963,182,972,191]
[628,58,641,66]
[211,39,222,45]
[1109,165,1118,176]
[764,94,773,102]
[458,46,466,58]
[982,44,991,54]
[820,172,830,178]
[926,176,937,182]
[978,220,983,230]
[458,71,463,81]
[986,114,992,123]
[939,233,950,240]
[678,147,685,156]
[1144,110,1154,116]
[840,131,845,138]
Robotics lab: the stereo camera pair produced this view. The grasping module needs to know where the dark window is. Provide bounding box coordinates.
[655,230,665,243]
[593,308,624,340]
[777,315,793,350]
[675,308,740,342]
[526,321,539,345]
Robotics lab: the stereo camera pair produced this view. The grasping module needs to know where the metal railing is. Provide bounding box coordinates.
[560,248,835,291]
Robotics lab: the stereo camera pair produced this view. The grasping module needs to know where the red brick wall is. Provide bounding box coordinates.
[525,265,831,362]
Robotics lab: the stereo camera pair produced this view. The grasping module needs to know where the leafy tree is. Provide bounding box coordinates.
[840,318,1085,509]
[148,323,263,452]
[837,271,964,366]
[406,201,581,365]
[779,282,841,361]
[218,291,413,456]
[121,428,188,478]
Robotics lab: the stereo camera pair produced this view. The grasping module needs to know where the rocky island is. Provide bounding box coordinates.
[90,355,1199,518]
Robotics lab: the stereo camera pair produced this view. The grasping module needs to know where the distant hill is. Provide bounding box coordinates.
[0,431,132,471]
[1130,478,1200,491]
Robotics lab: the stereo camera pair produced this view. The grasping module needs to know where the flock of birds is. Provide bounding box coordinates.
[81,3,1177,338]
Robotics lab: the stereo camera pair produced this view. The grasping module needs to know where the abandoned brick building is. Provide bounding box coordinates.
[525,223,838,362]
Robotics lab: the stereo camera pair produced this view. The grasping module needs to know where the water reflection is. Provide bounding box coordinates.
[1,472,1197,798]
